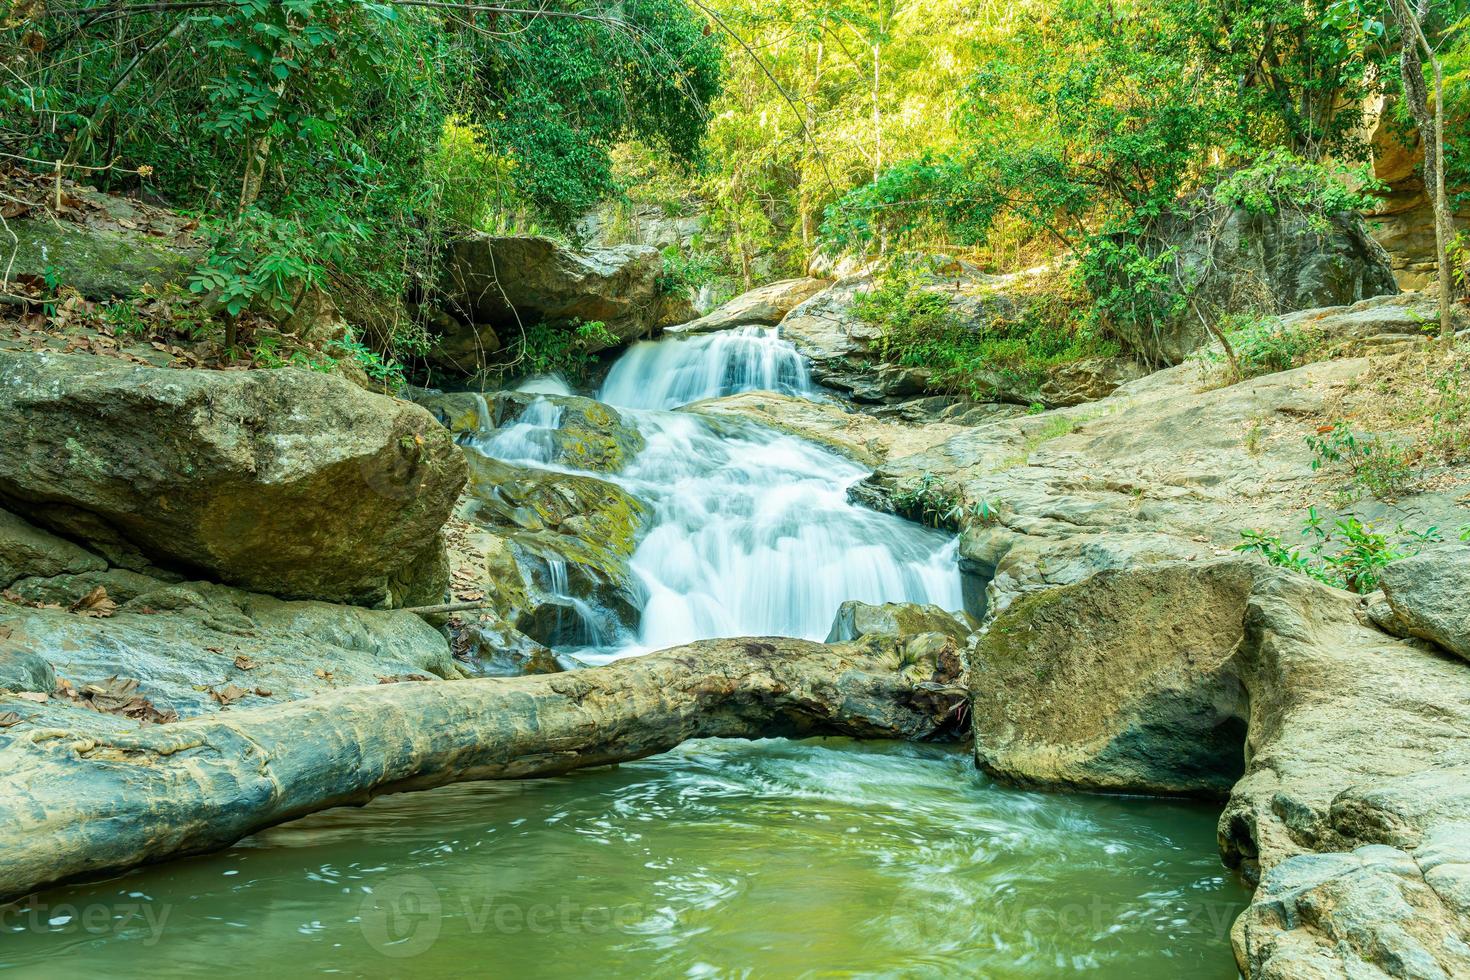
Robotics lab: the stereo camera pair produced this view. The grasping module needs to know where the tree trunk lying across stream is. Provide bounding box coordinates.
[0,634,964,903]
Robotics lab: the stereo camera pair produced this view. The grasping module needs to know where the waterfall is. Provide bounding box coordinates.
[472,324,963,663]
[598,326,812,410]
[593,411,961,661]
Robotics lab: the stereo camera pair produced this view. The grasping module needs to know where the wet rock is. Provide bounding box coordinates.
[451,619,565,676]
[475,391,646,473]
[826,600,973,644]
[0,351,465,606]
[666,278,831,335]
[438,235,665,355]
[458,450,648,645]
[409,389,490,437]
[968,559,1255,797]
[1377,545,1470,662]
[0,647,55,695]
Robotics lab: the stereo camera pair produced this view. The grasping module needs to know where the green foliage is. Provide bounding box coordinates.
[3,0,721,369]
[1307,421,1416,500]
[655,247,721,296]
[1221,314,1329,378]
[852,265,1117,401]
[188,208,343,317]
[510,320,619,383]
[1213,149,1383,219]
[1236,507,1440,593]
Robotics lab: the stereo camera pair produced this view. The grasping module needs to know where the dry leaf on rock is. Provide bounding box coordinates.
[68,586,118,617]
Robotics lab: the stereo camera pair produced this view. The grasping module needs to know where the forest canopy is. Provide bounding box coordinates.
[2,0,1467,371]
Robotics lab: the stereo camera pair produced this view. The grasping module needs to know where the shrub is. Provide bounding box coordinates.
[1221,314,1327,378]
[852,265,1116,402]
[1236,508,1442,593]
[1306,421,1416,500]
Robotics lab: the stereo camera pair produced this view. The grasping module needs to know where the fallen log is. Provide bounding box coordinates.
[0,633,964,902]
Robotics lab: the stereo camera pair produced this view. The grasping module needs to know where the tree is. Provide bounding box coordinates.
[1390,0,1454,341]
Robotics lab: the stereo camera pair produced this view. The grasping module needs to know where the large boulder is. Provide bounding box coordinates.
[1115,198,1399,364]
[968,559,1255,797]
[1221,573,1470,979]
[826,600,974,644]
[1,185,202,301]
[438,235,667,358]
[0,351,465,606]
[1376,545,1470,662]
[666,278,831,335]
[468,391,645,474]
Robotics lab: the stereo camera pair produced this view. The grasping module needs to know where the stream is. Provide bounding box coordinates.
[0,326,1248,976]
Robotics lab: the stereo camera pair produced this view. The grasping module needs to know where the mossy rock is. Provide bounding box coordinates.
[6,217,200,300]
[459,450,649,644]
[487,391,645,473]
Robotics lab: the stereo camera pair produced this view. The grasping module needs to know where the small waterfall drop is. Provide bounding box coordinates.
[595,412,961,660]
[466,395,562,467]
[598,326,812,410]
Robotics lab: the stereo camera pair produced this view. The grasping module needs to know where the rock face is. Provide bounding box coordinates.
[969,560,1254,797]
[0,581,458,715]
[438,235,667,356]
[684,391,965,467]
[779,269,1142,407]
[0,351,465,607]
[666,278,831,335]
[1221,573,1470,979]
[1376,546,1470,662]
[856,354,1468,619]
[0,507,458,714]
[1120,202,1399,363]
[3,188,202,300]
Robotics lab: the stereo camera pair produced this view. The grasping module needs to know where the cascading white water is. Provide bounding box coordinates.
[589,327,960,662]
[590,411,961,661]
[599,326,813,410]
[474,326,964,664]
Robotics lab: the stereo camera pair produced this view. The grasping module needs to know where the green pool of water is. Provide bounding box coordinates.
[0,739,1247,977]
